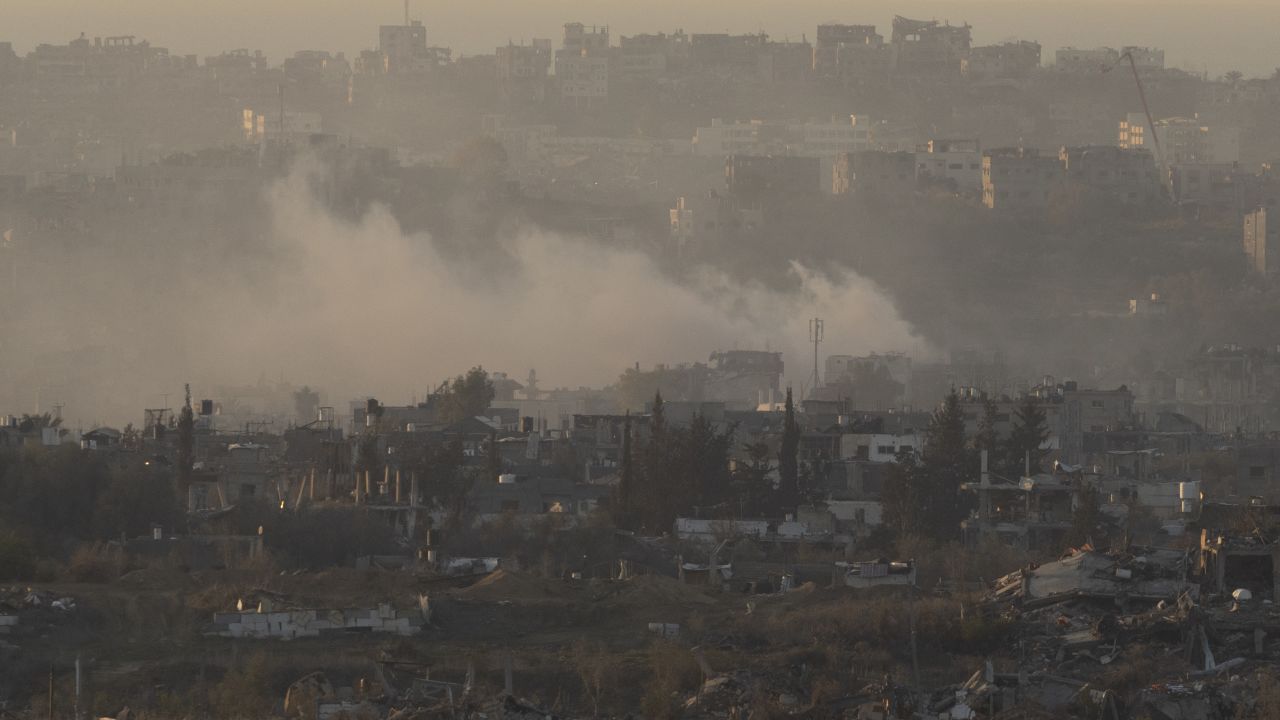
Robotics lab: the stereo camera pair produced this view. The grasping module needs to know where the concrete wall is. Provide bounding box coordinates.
[210,603,423,639]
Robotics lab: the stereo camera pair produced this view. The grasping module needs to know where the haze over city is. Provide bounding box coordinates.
[3,1,1280,718]
[8,0,1280,74]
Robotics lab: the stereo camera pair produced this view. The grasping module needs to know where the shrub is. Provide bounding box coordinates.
[67,542,126,583]
[0,532,36,581]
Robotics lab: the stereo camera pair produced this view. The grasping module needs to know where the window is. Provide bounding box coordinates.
[1091,400,1105,408]
[1251,466,1267,478]
[876,445,896,455]
[240,483,256,497]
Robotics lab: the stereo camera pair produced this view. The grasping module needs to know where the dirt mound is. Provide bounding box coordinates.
[611,574,716,607]
[115,568,195,593]
[185,582,244,614]
[459,569,569,601]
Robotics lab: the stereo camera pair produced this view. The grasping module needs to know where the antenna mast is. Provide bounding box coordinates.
[808,317,824,396]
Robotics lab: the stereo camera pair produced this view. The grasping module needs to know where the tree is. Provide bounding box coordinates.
[975,395,1000,456]
[1224,69,1243,86]
[92,458,180,540]
[613,413,635,527]
[778,388,800,510]
[916,389,973,539]
[0,532,35,582]
[650,390,665,436]
[177,384,195,496]
[680,413,735,514]
[403,439,468,513]
[120,423,142,451]
[1005,395,1049,477]
[731,440,774,517]
[209,651,272,718]
[628,392,735,532]
[486,430,501,479]
[440,367,496,424]
[1066,482,1102,549]
[573,639,617,718]
[881,449,926,535]
[17,413,62,435]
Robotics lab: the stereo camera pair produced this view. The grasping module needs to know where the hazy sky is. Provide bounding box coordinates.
[6,1,1277,76]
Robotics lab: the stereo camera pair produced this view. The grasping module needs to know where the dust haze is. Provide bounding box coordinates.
[0,159,918,426]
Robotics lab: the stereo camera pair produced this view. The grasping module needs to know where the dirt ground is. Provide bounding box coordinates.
[2,567,976,718]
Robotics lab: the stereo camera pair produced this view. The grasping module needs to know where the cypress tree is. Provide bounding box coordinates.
[778,388,800,510]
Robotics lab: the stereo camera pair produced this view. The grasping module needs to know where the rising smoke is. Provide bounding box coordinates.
[1,159,924,426]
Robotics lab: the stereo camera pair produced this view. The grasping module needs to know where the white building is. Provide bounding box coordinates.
[840,432,921,463]
[692,116,872,159]
[557,54,608,101]
[1120,113,1240,165]
[916,139,982,194]
[692,119,767,156]
[1054,46,1118,72]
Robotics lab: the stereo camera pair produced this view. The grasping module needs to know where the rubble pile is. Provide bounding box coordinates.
[932,545,1280,719]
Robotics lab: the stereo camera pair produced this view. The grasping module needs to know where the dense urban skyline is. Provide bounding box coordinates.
[7,0,1280,75]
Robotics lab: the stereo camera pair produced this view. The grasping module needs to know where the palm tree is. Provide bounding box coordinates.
[17,412,62,434]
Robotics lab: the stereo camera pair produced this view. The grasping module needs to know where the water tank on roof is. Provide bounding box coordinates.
[498,473,517,485]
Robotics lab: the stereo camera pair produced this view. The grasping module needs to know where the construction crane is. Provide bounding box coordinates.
[1106,51,1168,192]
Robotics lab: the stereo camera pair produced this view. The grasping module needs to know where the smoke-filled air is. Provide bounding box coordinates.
[7,2,1280,717]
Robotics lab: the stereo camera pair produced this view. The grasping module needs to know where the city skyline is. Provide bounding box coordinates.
[7,0,1280,76]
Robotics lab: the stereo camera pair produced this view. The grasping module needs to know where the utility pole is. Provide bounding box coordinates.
[908,583,921,702]
[808,317,824,396]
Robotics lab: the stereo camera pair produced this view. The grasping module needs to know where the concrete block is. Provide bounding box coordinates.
[268,612,290,623]
[378,603,393,619]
